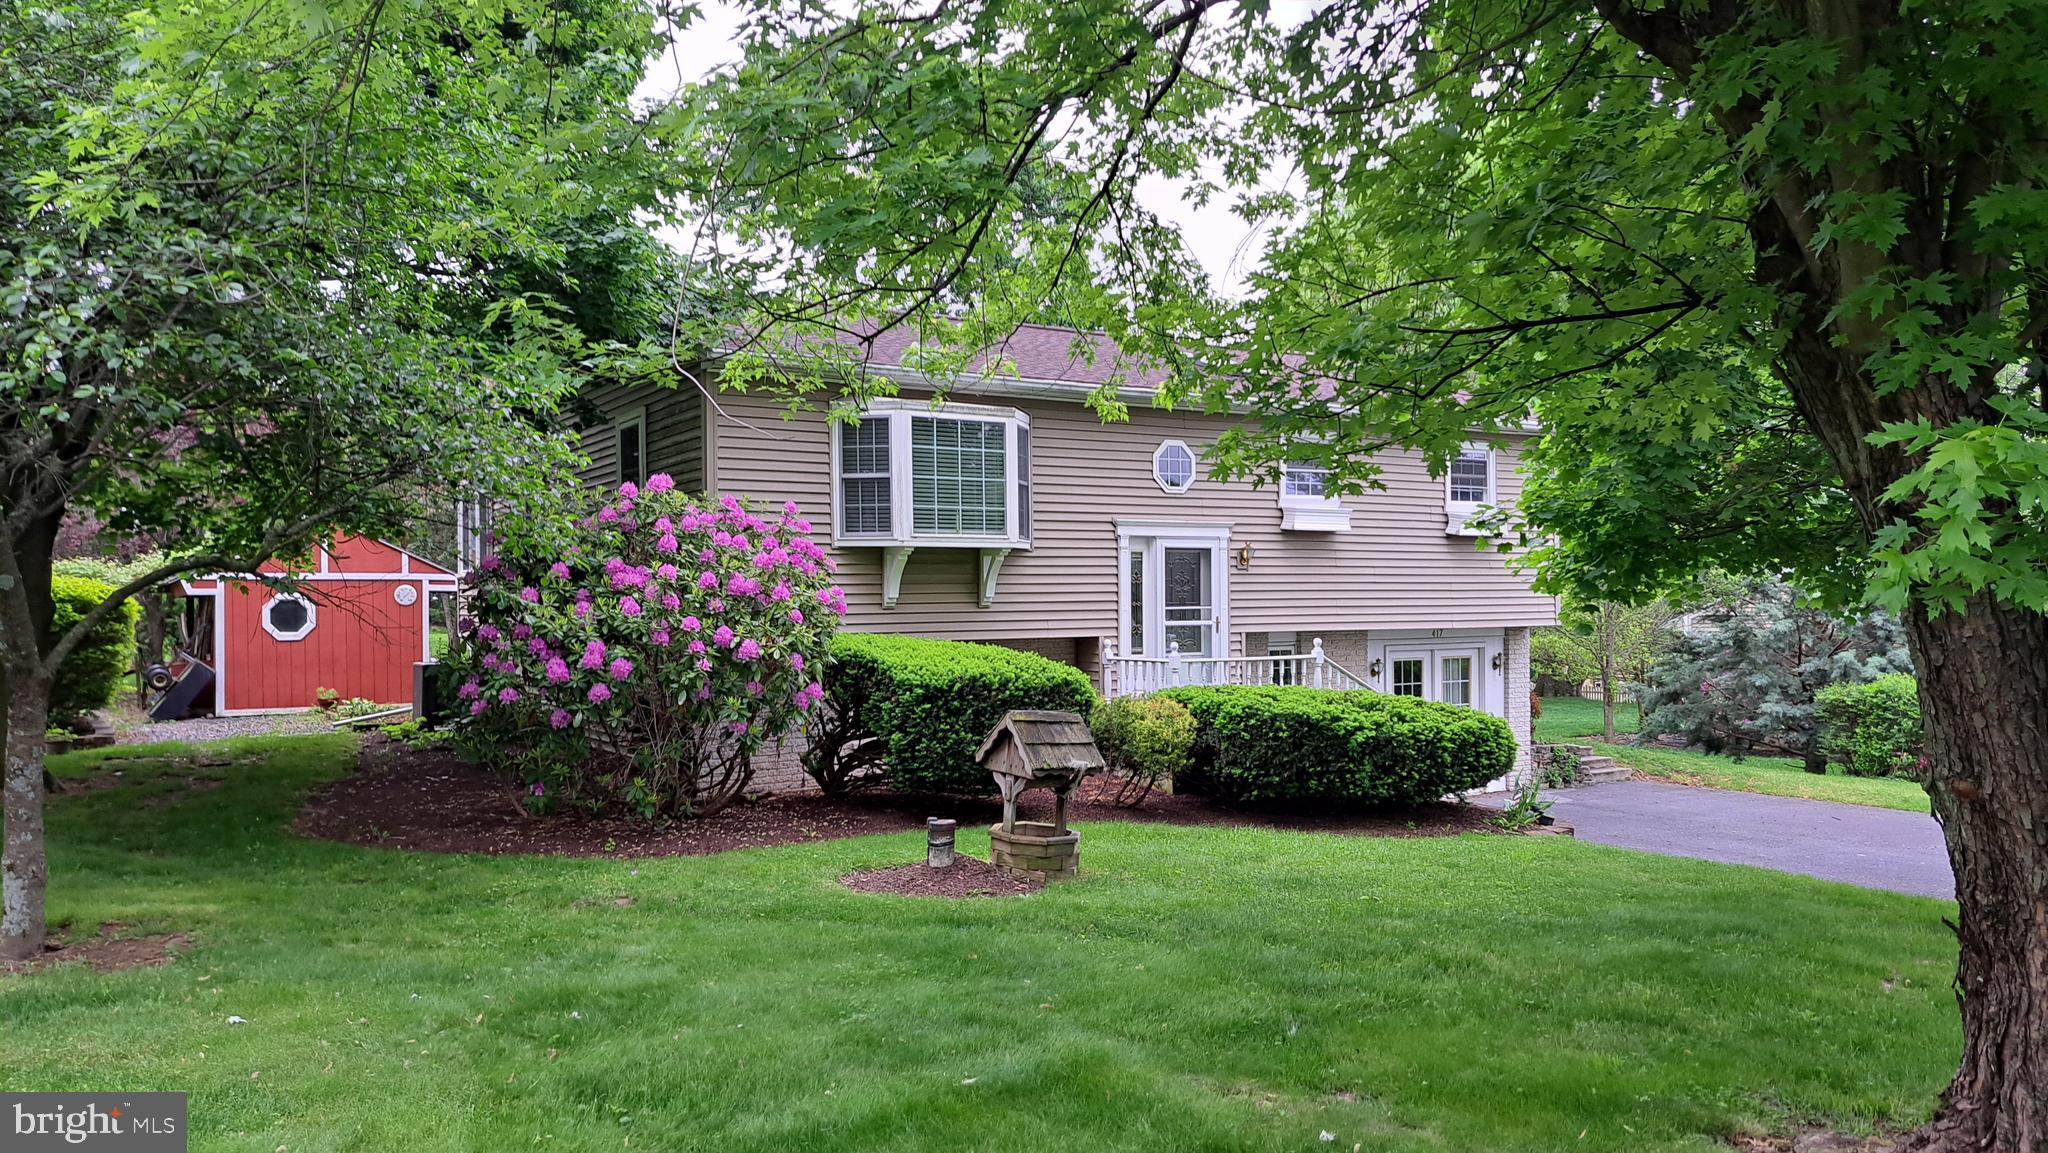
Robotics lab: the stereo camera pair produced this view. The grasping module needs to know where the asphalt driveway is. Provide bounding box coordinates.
[1514,780,1953,899]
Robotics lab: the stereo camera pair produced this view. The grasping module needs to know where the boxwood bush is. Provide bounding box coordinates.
[1816,673,1923,778]
[1159,685,1515,805]
[50,575,141,727]
[804,633,1097,794]
[1091,694,1196,807]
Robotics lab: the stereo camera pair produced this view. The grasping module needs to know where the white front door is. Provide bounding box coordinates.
[1386,645,1487,709]
[1120,530,1229,667]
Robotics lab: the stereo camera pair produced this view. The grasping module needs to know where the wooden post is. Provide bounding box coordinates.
[1053,787,1069,836]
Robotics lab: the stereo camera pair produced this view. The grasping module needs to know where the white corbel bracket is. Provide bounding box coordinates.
[880,547,915,609]
[977,548,1010,609]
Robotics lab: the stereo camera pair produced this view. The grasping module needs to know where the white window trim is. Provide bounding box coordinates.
[615,406,648,486]
[1151,439,1197,494]
[830,398,1032,551]
[1444,442,1497,537]
[261,592,318,642]
[1113,520,1232,660]
[1278,462,1352,532]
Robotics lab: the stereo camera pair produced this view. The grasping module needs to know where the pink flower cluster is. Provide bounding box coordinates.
[452,480,843,791]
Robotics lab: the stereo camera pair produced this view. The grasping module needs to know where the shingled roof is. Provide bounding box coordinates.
[719,320,1175,391]
[977,710,1105,779]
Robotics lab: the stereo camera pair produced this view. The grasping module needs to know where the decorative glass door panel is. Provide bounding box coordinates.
[1162,547,1214,658]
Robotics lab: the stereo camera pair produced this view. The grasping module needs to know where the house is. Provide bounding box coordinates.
[574,324,1558,790]
[177,535,457,716]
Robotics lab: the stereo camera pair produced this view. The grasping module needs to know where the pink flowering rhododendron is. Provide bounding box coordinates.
[448,486,839,818]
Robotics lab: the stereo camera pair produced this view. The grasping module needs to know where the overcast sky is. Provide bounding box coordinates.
[633,2,1309,296]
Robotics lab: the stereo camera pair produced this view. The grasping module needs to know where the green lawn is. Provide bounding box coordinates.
[3,736,1959,1152]
[1532,695,1640,744]
[1600,743,1932,814]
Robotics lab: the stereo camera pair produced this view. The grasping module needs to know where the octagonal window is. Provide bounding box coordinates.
[262,593,316,641]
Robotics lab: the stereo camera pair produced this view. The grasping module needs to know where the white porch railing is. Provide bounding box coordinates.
[1102,637,1373,699]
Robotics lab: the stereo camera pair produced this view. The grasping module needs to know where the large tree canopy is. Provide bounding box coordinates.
[666,2,2048,1147]
[1,0,673,959]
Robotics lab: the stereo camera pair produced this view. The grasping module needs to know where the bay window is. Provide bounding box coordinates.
[835,400,1031,547]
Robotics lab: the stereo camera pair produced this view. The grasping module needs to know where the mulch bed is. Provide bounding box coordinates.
[293,736,1501,859]
[840,856,1043,898]
[1,922,188,975]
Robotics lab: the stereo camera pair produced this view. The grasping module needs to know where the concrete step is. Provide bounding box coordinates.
[1577,764,1633,785]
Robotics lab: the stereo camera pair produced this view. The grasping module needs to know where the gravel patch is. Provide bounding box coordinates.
[116,712,339,745]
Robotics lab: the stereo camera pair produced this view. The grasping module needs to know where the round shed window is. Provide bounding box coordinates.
[262,593,317,641]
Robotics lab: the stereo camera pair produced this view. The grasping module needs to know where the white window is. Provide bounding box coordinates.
[838,418,893,535]
[262,593,317,642]
[1390,656,1425,697]
[1278,462,1352,531]
[1265,631,1299,685]
[1444,444,1496,536]
[832,400,1032,548]
[616,409,647,486]
[1152,440,1196,493]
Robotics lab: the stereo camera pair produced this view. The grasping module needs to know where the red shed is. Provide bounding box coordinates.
[179,535,457,715]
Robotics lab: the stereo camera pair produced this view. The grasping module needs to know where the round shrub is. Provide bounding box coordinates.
[1091,695,1195,806]
[1816,673,1923,778]
[1159,685,1515,805]
[450,478,843,816]
[49,575,140,726]
[803,633,1097,795]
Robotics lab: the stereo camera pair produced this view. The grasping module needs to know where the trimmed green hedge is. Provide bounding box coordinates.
[1158,685,1515,805]
[805,633,1097,794]
[1817,674,1923,778]
[50,575,140,726]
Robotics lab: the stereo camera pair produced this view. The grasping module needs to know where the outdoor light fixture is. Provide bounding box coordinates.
[1369,658,1383,678]
[1491,652,1503,671]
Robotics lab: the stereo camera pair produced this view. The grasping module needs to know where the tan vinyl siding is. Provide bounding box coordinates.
[708,382,1557,640]
[575,382,707,493]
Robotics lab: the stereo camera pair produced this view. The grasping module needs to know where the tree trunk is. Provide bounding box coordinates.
[1599,605,1618,743]
[1899,596,2048,1152]
[1,507,63,961]
[1,665,52,962]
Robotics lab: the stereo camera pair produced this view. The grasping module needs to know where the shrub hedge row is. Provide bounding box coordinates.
[806,633,1097,794]
[1158,685,1515,804]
